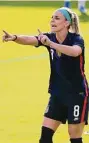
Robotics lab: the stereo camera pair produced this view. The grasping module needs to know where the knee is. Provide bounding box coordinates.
[68,126,80,138]
[39,126,54,143]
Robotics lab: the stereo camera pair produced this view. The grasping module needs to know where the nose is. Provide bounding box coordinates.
[51,17,55,22]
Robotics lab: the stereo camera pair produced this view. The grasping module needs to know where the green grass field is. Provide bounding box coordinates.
[0,1,89,143]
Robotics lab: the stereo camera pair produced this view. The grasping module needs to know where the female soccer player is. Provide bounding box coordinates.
[3,7,89,143]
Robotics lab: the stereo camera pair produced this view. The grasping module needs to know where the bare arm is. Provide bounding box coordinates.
[49,41,82,57]
[37,32,82,57]
[13,35,38,46]
[2,30,38,46]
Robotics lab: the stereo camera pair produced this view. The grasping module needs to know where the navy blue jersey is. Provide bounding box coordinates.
[35,32,88,100]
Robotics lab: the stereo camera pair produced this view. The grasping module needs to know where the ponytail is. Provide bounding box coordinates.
[70,12,80,34]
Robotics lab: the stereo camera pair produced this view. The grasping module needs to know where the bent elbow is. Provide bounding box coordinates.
[72,46,82,57]
[72,51,81,57]
[73,53,79,57]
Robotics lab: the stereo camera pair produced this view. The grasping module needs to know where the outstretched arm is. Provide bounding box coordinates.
[2,30,38,46]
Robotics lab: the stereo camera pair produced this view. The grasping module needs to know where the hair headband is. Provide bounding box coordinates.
[58,8,72,24]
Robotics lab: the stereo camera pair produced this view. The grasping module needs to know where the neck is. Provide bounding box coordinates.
[56,29,68,43]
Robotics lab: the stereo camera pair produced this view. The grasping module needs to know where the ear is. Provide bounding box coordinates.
[65,21,70,27]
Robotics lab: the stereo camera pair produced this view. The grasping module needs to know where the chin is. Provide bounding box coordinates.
[51,28,60,33]
[51,29,56,32]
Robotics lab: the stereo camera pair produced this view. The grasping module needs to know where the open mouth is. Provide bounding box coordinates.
[51,25,57,28]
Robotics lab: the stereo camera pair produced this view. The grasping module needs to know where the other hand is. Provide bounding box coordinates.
[38,29,51,46]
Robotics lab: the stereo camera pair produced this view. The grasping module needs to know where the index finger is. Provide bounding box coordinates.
[38,29,42,35]
[3,30,9,35]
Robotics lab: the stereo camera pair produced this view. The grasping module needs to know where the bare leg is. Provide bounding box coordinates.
[39,117,61,143]
[78,0,87,13]
[64,0,71,8]
[68,122,85,143]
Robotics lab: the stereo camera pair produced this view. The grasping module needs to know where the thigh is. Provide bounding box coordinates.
[44,95,68,124]
[42,117,61,131]
[68,94,88,125]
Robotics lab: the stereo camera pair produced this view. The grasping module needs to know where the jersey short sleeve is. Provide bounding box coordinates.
[73,34,84,49]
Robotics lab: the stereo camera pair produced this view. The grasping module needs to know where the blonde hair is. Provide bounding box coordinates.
[61,7,80,34]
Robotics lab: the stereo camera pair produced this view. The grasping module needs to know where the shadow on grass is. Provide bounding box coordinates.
[79,13,89,22]
[0,1,77,8]
[0,1,63,7]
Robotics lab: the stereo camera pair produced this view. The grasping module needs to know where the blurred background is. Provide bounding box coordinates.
[0,0,89,143]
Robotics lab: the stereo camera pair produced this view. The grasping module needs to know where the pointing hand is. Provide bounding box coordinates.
[2,30,17,42]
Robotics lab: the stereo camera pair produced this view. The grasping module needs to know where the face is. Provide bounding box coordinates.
[50,10,70,32]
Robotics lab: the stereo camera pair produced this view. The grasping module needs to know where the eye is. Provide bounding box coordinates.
[51,16,53,19]
[55,17,60,20]
[51,16,60,20]
[54,16,60,20]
